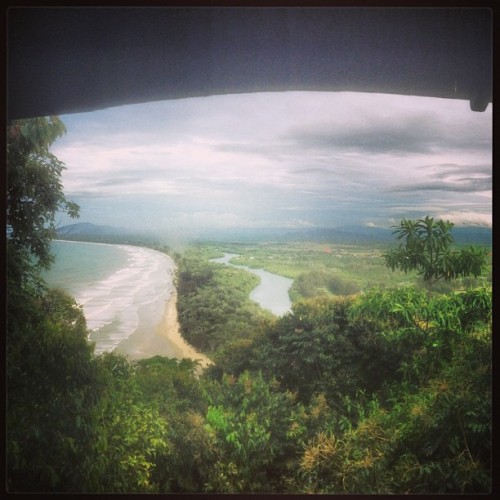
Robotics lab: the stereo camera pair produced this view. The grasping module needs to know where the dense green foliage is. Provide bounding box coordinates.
[294,288,491,494]
[7,289,97,491]
[241,297,405,405]
[6,118,492,493]
[8,285,491,493]
[175,247,273,358]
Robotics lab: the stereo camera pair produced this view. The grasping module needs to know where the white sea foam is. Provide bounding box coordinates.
[69,245,176,355]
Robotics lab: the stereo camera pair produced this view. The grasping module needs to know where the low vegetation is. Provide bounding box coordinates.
[7,276,492,493]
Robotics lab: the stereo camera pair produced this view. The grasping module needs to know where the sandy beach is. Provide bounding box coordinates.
[114,291,212,373]
[46,241,212,373]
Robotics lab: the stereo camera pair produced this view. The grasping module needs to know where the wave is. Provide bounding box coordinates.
[46,242,176,355]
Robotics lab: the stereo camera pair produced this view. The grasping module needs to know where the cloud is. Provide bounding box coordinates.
[418,162,491,178]
[283,97,491,159]
[212,142,274,156]
[389,178,491,194]
[389,162,491,194]
[436,211,492,227]
[284,113,446,154]
[172,211,256,229]
[53,92,491,231]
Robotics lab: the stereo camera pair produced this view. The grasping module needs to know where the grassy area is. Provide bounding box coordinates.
[193,241,414,296]
[183,240,491,302]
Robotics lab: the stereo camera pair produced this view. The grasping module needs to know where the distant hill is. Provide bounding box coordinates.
[55,222,160,247]
[56,222,491,246]
[451,226,492,245]
[195,224,492,245]
[192,225,389,244]
[56,222,132,237]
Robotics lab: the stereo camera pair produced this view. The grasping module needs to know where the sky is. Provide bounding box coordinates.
[52,91,492,237]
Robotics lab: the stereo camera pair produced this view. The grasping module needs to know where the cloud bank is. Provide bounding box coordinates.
[52,91,492,233]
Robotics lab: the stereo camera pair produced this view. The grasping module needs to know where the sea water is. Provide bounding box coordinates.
[42,240,176,355]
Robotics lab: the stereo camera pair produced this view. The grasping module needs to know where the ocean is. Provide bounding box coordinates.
[42,240,176,355]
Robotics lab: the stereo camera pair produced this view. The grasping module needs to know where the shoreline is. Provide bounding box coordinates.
[51,239,212,372]
[113,291,212,373]
[157,292,213,372]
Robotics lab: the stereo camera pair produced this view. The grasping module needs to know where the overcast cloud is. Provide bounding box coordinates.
[52,91,492,235]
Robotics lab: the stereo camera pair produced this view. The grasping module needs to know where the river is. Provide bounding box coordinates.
[210,253,293,316]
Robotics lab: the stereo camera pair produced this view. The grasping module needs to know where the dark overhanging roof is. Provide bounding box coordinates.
[7,6,492,120]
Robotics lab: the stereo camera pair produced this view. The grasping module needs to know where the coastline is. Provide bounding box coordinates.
[114,291,212,373]
[48,240,212,372]
[157,292,213,371]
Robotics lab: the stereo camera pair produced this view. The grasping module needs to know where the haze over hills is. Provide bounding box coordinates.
[56,222,492,246]
[55,222,159,246]
[57,222,133,237]
[191,225,493,245]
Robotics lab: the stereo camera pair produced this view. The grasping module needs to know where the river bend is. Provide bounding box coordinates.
[210,253,293,316]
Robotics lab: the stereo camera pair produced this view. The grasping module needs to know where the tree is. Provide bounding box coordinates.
[6,290,100,492]
[383,216,487,293]
[7,116,79,272]
[203,371,301,493]
[297,287,492,494]
[6,117,88,492]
